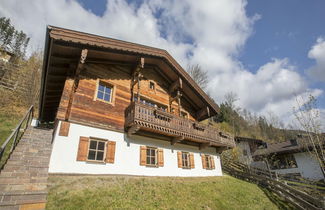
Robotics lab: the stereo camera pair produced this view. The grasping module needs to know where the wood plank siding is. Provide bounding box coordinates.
[40,26,236,151]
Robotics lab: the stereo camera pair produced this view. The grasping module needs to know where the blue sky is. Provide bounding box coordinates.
[1,0,324,128]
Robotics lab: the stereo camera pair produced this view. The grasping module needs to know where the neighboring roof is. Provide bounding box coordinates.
[253,136,325,156]
[39,26,219,122]
[235,136,265,145]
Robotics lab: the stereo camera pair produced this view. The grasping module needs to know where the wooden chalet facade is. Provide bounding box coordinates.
[40,26,235,176]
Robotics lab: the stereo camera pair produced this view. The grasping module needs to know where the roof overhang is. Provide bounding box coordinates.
[39,26,220,122]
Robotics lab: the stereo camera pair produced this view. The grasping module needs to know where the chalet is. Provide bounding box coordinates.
[251,137,325,181]
[234,136,267,165]
[39,26,235,177]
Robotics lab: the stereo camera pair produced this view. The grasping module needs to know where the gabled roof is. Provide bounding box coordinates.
[39,26,219,122]
[253,136,325,156]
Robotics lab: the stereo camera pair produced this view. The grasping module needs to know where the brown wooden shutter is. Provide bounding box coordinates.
[177,151,182,168]
[211,156,215,169]
[140,146,147,166]
[158,149,164,167]
[106,141,116,163]
[76,136,89,161]
[201,154,207,169]
[190,153,195,169]
[59,121,70,136]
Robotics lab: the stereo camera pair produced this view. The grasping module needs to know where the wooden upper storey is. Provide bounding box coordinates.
[39,26,219,123]
[39,26,235,149]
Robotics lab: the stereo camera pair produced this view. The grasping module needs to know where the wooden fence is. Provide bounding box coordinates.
[222,158,324,210]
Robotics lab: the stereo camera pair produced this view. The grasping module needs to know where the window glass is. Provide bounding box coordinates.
[146,147,157,166]
[97,82,112,102]
[88,139,106,161]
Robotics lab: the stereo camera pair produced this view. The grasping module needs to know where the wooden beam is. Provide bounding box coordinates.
[199,142,211,150]
[169,90,182,104]
[196,106,210,120]
[65,49,88,120]
[171,136,184,145]
[127,124,141,137]
[169,77,182,93]
[215,147,225,154]
[131,57,144,101]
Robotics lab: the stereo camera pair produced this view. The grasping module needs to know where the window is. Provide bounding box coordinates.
[269,154,297,170]
[177,151,194,169]
[182,152,190,168]
[243,149,248,156]
[202,154,214,170]
[181,111,188,119]
[87,139,106,162]
[97,81,113,102]
[146,147,158,166]
[149,81,155,90]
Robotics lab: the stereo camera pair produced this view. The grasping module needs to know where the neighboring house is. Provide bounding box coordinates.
[252,137,325,181]
[234,136,267,165]
[39,26,235,177]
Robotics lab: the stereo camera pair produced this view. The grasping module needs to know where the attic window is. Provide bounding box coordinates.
[96,80,115,104]
[149,81,155,90]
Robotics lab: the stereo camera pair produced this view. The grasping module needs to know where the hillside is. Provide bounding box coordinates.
[46,175,292,210]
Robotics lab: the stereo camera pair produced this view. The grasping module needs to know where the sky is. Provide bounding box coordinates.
[0,0,324,130]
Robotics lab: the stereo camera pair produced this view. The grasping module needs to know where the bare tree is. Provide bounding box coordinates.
[186,64,208,90]
[293,94,325,178]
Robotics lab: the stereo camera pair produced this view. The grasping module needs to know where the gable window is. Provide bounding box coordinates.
[201,154,215,170]
[97,81,113,103]
[149,81,155,90]
[146,147,158,166]
[177,151,195,169]
[181,111,188,119]
[88,139,106,161]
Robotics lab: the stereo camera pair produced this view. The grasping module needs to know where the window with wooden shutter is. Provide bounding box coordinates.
[158,149,164,167]
[202,154,214,170]
[140,146,164,167]
[77,137,89,161]
[177,151,182,168]
[190,153,195,169]
[140,146,147,166]
[106,141,116,163]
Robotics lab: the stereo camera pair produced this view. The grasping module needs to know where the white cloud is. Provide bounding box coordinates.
[0,0,322,127]
[307,37,325,82]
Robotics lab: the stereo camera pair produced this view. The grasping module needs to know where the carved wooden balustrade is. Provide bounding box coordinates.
[125,102,235,148]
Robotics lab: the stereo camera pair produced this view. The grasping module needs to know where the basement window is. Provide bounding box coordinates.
[146,147,158,166]
[87,139,106,162]
[97,81,113,103]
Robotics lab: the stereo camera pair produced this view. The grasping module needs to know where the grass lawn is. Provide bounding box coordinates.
[47,175,291,210]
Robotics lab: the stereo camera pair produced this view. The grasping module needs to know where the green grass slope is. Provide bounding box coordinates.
[47,175,283,210]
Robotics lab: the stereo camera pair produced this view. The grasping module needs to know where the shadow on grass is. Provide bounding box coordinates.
[259,186,295,210]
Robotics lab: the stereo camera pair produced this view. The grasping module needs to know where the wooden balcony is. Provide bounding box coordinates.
[125,102,235,149]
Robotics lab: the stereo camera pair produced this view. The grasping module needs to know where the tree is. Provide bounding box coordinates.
[186,64,208,90]
[293,94,325,178]
[0,17,30,59]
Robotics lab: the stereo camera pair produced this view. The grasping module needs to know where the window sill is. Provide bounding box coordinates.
[95,98,115,106]
[145,164,159,168]
[86,160,106,165]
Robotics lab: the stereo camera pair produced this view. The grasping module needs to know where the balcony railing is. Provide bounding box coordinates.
[125,102,235,148]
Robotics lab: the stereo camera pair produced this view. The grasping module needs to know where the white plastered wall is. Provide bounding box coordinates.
[48,121,223,177]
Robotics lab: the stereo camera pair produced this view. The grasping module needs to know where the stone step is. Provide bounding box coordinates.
[0,176,48,185]
[0,127,52,209]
